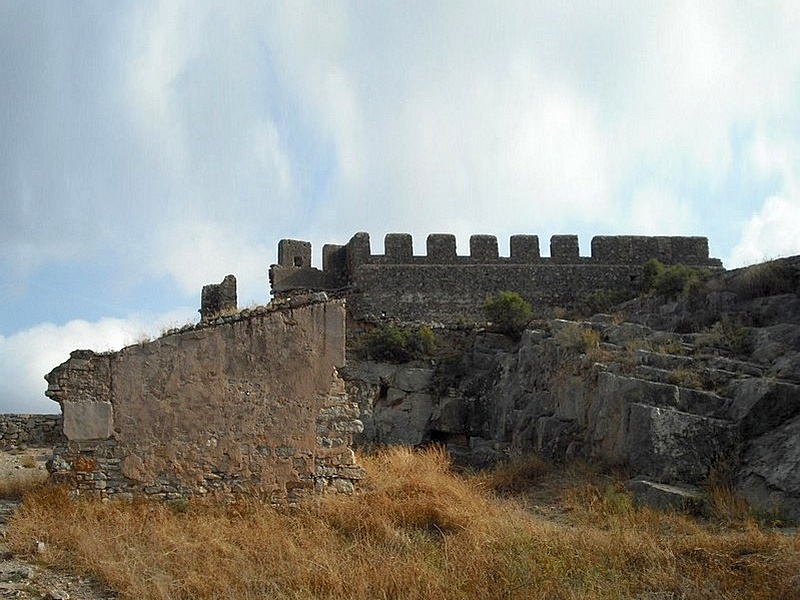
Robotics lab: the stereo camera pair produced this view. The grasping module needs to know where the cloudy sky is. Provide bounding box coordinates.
[2,1,800,413]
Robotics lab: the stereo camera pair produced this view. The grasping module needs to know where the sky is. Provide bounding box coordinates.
[2,1,800,413]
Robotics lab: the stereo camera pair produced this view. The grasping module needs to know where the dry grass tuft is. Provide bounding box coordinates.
[0,468,48,500]
[8,447,800,599]
[478,452,552,494]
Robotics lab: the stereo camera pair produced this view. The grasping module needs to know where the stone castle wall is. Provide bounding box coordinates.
[0,414,64,449]
[44,299,364,503]
[270,232,723,322]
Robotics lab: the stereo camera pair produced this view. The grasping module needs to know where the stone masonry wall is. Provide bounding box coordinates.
[0,414,64,450]
[44,299,364,503]
[270,233,723,322]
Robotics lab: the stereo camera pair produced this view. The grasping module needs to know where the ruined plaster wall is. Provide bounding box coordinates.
[0,414,64,449]
[270,233,723,322]
[45,300,364,503]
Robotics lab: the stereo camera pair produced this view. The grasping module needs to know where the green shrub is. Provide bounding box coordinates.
[642,259,710,298]
[483,291,532,335]
[361,323,436,362]
[641,258,663,292]
[575,289,637,316]
[409,324,436,357]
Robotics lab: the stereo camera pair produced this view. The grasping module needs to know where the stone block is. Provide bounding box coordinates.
[200,274,237,321]
[738,412,800,521]
[394,366,435,392]
[729,379,800,437]
[627,403,737,484]
[384,233,413,262]
[426,234,457,262]
[469,235,498,261]
[347,232,372,270]
[62,401,114,441]
[510,235,540,262]
[322,244,348,286]
[626,480,705,512]
[550,235,580,263]
[669,236,709,265]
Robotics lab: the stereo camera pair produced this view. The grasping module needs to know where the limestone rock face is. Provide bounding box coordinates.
[346,255,800,519]
[738,413,800,519]
[626,403,737,483]
[344,362,435,447]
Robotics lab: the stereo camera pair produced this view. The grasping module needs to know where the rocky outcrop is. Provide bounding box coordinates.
[345,257,800,519]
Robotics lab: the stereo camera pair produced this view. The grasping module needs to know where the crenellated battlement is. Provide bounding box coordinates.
[268,232,722,322]
[275,233,717,268]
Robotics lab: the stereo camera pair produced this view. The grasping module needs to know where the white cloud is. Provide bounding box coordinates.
[729,196,800,267]
[5,1,800,284]
[0,309,195,414]
[729,129,800,267]
[627,188,699,235]
[153,220,275,306]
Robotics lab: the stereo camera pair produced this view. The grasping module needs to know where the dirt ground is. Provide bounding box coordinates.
[0,447,114,600]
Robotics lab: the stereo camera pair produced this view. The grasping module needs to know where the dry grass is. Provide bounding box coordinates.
[0,467,48,500]
[8,447,800,599]
[19,455,39,469]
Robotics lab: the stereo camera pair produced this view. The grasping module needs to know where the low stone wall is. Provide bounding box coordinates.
[44,299,365,503]
[0,414,64,449]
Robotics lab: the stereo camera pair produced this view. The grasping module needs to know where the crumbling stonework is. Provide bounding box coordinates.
[45,299,364,503]
[269,233,723,322]
[200,274,237,322]
[0,414,64,450]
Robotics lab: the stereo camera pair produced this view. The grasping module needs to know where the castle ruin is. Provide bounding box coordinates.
[44,231,726,502]
[270,233,722,322]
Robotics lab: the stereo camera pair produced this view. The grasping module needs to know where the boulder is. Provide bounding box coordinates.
[627,403,738,484]
[738,412,800,521]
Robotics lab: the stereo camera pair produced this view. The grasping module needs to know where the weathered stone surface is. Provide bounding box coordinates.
[626,480,705,512]
[394,367,434,392]
[605,322,652,345]
[200,274,237,322]
[0,414,64,449]
[729,379,800,438]
[738,412,800,521]
[372,391,434,446]
[627,403,737,483]
[346,363,438,447]
[61,401,113,441]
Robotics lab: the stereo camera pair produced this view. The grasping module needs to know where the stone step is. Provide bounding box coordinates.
[634,347,763,390]
[597,371,733,420]
[707,356,765,378]
[634,348,694,370]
